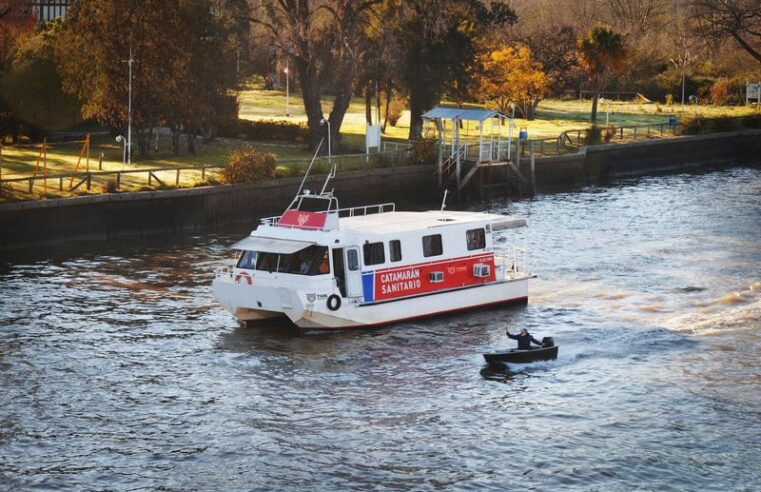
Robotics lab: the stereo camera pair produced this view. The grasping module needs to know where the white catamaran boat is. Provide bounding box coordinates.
[213,164,531,330]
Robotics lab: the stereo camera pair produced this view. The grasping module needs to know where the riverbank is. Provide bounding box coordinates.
[1,129,759,250]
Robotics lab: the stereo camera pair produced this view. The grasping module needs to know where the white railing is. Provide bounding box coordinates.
[338,202,396,217]
[259,202,396,226]
[495,245,529,280]
[479,142,493,162]
[215,266,232,279]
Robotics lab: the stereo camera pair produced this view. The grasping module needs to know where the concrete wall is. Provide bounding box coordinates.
[533,129,761,190]
[0,165,440,250]
[1,130,759,250]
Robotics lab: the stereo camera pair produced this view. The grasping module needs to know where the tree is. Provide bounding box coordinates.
[473,45,548,119]
[56,0,237,157]
[245,0,380,153]
[577,26,628,123]
[692,0,761,65]
[0,0,36,141]
[1,21,82,133]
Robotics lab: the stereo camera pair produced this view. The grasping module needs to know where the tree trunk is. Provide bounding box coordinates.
[365,82,372,125]
[170,125,181,155]
[187,131,196,155]
[295,55,326,153]
[591,91,599,123]
[382,85,392,133]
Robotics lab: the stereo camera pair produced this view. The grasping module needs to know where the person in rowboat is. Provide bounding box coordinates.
[506,328,543,350]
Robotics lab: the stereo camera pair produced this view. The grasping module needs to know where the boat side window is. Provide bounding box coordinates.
[255,246,329,275]
[422,234,443,257]
[363,242,385,266]
[466,228,486,250]
[389,240,402,262]
[347,249,359,271]
[236,250,258,269]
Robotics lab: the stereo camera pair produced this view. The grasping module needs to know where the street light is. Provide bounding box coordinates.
[320,118,331,157]
[507,102,516,161]
[121,43,134,165]
[115,135,127,165]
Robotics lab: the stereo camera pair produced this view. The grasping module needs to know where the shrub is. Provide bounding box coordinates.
[679,115,754,135]
[387,99,405,127]
[405,139,438,166]
[102,180,118,193]
[665,94,674,106]
[709,78,730,105]
[223,149,277,183]
[272,166,293,179]
[582,126,616,145]
[218,119,309,142]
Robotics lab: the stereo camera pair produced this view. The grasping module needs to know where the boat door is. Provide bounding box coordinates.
[344,247,363,297]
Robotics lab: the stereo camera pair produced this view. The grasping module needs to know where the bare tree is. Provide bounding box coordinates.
[693,0,761,64]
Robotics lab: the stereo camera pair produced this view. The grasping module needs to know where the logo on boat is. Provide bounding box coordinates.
[297,214,309,226]
[306,293,316,303]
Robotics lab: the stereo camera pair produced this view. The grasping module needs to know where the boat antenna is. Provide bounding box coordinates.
[319,159,337,195]
[440,189,449,212]
[295,138,324,197]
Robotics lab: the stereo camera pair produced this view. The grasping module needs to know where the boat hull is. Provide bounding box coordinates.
[213,275,529,330]
[482,345,558,365]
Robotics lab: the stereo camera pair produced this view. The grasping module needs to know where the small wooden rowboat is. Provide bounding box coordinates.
[482,337,558,365]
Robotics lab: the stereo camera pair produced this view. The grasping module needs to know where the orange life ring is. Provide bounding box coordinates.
[235,271,252,285]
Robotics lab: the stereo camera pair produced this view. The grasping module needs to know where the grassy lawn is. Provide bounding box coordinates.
[2,82,758,203]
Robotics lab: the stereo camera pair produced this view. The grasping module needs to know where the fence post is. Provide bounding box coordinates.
[116,172,121,189]
[634,127,638,138]
[176,169,180,186]
[148,171,152,185]
[86,173,91,190]
[99,152,104,170]
[201,167,206,180]
[59,177,63,191]
[28,178,33,194]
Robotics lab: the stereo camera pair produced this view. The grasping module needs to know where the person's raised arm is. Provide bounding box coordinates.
[530,335,542,346]
[506,330,518,340]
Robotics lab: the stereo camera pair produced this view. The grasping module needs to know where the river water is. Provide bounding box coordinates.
[1,168,759,491]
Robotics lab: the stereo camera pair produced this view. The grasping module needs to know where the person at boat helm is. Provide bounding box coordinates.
[506,328,543,350]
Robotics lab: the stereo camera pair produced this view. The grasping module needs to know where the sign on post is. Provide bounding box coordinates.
[747,82,761,104]
[366,124,381,154]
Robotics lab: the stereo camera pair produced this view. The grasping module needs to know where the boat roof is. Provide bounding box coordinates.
[421,107,505,122]
[339,210,525,236]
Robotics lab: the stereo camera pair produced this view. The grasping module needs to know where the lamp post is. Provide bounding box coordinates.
[116,135,127,165]
[122,43,134,165]
[320,118,331,157]
[507,102,516,161]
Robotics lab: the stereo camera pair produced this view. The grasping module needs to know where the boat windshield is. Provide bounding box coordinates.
[249,245,330,275]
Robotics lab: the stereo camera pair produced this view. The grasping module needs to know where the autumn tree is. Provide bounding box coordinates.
[57,0,237,157]
[1,21,82,134]
[0,0,36,140]
[392,0,517,140]
[473,45,548,120]
[577,26,628,123]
